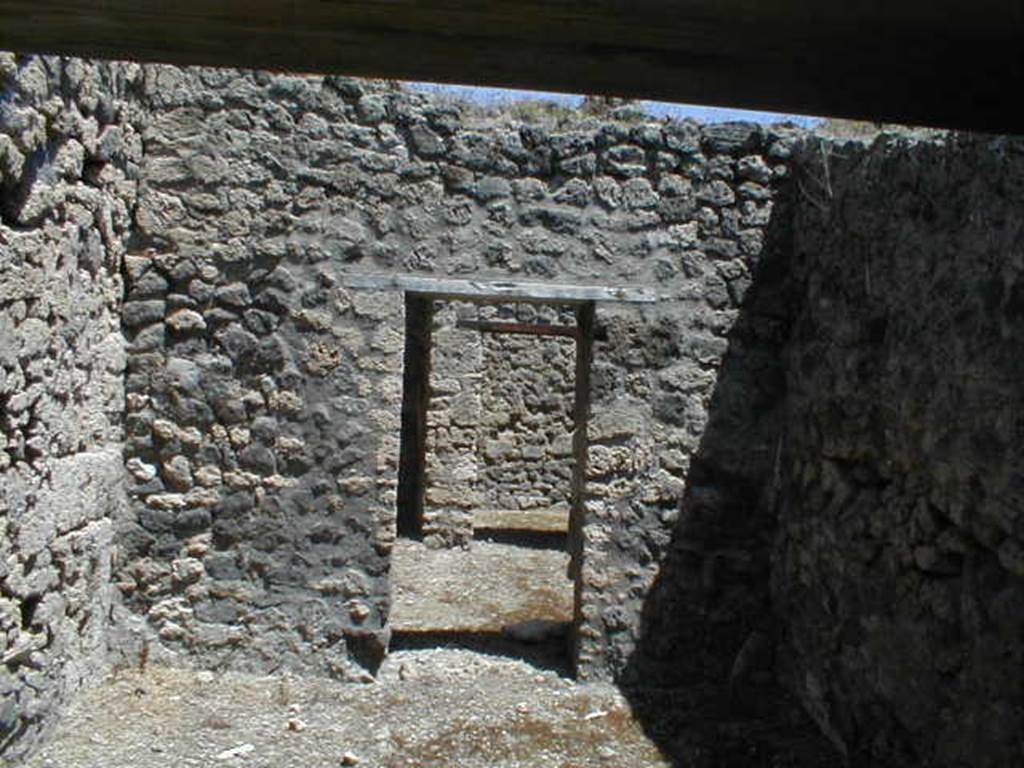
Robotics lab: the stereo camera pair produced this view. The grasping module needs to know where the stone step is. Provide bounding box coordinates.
[473,507,569,533]
[389,539,573,634]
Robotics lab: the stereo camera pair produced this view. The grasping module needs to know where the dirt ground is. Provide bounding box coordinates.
[21,538,838,768]
[23,650,670,768]
[21,647,840,768]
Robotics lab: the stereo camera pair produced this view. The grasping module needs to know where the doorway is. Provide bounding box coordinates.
[392,293,595,673]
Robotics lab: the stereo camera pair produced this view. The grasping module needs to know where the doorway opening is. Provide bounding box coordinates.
[392,292,594,674]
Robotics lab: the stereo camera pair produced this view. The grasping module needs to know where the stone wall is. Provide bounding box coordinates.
[0,53,142,760]
[421,300,577,547]
[116,66,405,676]
[422,301,483,546]
[476,304,576,514]
[112,62,794,682]
[774,133,1024,765]
[5,51,1021,767]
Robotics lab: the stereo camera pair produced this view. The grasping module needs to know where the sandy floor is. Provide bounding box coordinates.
[24,650,670,768]
[23,537,837,768]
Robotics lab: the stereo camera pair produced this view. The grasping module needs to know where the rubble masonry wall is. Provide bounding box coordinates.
[776,133,1024,766]
[422,301,577,546]
[114,64,793,683]
[0,53,143,760]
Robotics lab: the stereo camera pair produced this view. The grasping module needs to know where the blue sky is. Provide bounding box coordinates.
[406,82,820,126]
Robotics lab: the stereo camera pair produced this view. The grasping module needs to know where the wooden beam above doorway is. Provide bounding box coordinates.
[343,274,656,305]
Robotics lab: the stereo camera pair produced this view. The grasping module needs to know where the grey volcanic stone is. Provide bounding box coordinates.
[701,122,761,154]
[166,309,207,333]
[123,301,166,328]
[162,456,193,491]
[408,124,445,158]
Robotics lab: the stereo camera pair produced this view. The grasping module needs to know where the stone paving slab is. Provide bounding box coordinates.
[473,508,569,533]
[389,539,573,634]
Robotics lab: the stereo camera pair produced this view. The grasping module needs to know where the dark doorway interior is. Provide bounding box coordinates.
[396,294,432,539]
